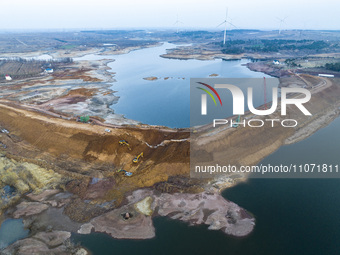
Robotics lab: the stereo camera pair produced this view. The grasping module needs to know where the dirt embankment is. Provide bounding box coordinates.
[1,74,339,221]
[0,100,190,214]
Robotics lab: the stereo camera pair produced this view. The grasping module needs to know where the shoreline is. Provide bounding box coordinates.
[1,44,340,250]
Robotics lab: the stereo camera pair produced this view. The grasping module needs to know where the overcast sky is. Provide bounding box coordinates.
[1,0,339,30]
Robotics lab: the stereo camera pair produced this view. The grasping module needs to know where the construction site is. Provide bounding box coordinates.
[0,30,340,253]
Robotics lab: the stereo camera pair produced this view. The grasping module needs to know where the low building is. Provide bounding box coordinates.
[318,74,334,78]
[5,75,12,81]
[273,60,280,65]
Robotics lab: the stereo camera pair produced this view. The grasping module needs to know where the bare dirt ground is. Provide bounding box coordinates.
[0,99,190,205]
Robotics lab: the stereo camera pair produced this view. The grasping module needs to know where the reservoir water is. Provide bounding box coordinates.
[0,219,29,250]
[76,43,276,128]
[72,45,340,255]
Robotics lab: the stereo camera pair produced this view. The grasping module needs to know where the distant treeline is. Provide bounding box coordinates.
[0,57,73,79]
[325,62,340,72]
[217,39,332,54]
[0,57,73,64]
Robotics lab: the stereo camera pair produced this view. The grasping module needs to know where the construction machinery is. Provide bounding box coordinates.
[119,140,131,150]
[117,169,133,177]
[133,152,143,163]
[232,115,241,128]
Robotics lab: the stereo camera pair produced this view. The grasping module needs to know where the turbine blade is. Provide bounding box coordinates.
[217,21,226,28]
[227,21,238,29]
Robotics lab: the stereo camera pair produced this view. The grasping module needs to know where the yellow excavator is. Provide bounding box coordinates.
[133,152,143,163]
[119,140,131,150]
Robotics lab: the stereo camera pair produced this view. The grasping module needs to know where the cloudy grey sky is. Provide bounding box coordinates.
[1,0,339,30]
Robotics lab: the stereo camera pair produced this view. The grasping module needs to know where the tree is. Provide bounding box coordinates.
[325,62,340,72]
[80,116,90,123]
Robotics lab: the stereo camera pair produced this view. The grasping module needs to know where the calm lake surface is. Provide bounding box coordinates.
[0,219,29,250]
[72,45,340,255]
[76,42,276,128]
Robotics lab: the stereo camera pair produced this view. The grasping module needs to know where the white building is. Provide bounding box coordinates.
[318,74,334,78]
[45,68,54,73]
[5,75,12,81]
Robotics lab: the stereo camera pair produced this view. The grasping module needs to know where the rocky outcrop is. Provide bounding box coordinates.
[78,203,155,239]
[2,231,85,255]
[131,190,255,237]
[13,202,49,218]
[143,76,158,81]
[0,156,63,213]
[26,190,60,202]
[159,192,254,237]
[33,231,71,247]
[78,189,255,239]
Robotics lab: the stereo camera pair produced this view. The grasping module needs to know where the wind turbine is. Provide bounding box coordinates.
[299,21,307,38]
[277,16,288,34]
[217,8,237,45]
[174,14,183,33]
